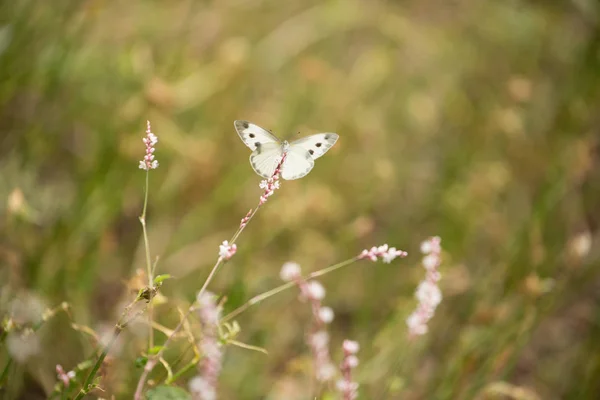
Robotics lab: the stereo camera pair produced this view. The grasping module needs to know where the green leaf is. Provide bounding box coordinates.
[135,356,148,368]
[154,274,172,285]
[146,385,191,400]
[148,345,163,355]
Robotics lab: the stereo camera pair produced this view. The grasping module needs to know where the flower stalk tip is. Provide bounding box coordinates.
[358,244,407,263]
[139,120,159,170]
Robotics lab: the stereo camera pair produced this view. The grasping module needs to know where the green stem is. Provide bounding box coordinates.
[140,170,154,350]
[221,257,360,323]
[165,357,199,385]
[0,358,13,388]
[74,325,122,400]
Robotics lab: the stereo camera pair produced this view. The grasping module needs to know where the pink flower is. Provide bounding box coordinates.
[342,340,360,354]
[239,209,252,229]
[218,240,237,260]
[139,121,159,170]
[286,262,335,382]
[56,364,75,387]
[318,307,334,324]
[258,154,286,205]
[337,339,360,400]
[280,262,302,282]
[306,281,326,300]
[359,244,407,263]
[194,291,223,400]
[407,236,442,336]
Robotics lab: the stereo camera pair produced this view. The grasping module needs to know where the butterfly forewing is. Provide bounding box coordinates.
[290,133,339,160]
[280,146,315,180]
[234,120,280,151]
[250,142,284,178]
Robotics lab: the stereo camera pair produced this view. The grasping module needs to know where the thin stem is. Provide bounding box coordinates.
[221,282,296,323]
[134,206,262,396]
[196,206,261,300]
[134,306,193,400]
[221,257,360,323]
[134,176,277,397]
[0,359,13,388]
[73,325,122,400]
[165,356,200,384]
[140,170,154,350]
[74,298,143,399]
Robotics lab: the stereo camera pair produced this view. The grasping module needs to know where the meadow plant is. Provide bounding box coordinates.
[406,236,443,336]
[189,292,223,400]
[1,121,444,399]
[337,340,360,400]
[281,262,336,382]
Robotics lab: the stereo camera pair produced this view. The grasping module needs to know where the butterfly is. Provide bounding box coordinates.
[234,120,339,180]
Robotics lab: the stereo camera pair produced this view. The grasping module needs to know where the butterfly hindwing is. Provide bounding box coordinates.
[250,142,284,179]
[289,133,338,160]
[280,145,315,180]
[234,120,280,151]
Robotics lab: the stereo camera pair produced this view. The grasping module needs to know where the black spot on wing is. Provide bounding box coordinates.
[242,121,249,129]
[249,133,255,138]
[309,149,314,155]
[254,142,261,152]
[316,143,322,147]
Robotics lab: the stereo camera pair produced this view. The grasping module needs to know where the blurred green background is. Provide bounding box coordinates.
[1,0,600,399]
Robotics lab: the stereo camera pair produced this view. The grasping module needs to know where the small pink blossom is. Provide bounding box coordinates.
[189,376,216,400]
[139,120,159,170]
[218,240,237,260]
[359,244,407,263]
[258,154,286,205]
[194,291,223,400]
[337,339,360,400]
[286,263,335,382]
[345,355,359,368]
[239,209,252,229]
[56,364,75,387]
[407,236,442,337]
[318,306,334,324]
[342,340,360,354]
[280,262,302,282]
[306,281,326,300]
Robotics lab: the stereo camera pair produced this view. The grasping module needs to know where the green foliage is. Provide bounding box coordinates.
[146,386,191,400]
[1,0,599,399]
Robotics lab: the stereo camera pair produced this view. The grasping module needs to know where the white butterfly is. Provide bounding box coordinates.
[234,120,339,180]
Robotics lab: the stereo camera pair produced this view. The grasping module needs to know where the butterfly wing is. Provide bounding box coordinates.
[234,120,280,151]
[280,145,315,180]
[289,133,339,160]
[250,142,284,179]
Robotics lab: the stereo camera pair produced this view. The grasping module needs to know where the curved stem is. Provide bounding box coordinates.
[74,325,122,400]
[221,257,360,323]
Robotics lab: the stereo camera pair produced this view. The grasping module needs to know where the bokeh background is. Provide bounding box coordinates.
[1,0,600,399]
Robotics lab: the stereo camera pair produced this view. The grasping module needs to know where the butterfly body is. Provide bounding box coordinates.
[234,120,338,180]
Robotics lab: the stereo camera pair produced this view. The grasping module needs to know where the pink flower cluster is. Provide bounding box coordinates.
[190,291,223,400]
[56,364,75,387]
[280,262,336,381]
[258,154,286,205]
[239,209,252,229]
[359,244,408,263]
[406,236,442,336]
[218,240,237,260]
[337,340,360,400]
[139,120,159,170]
